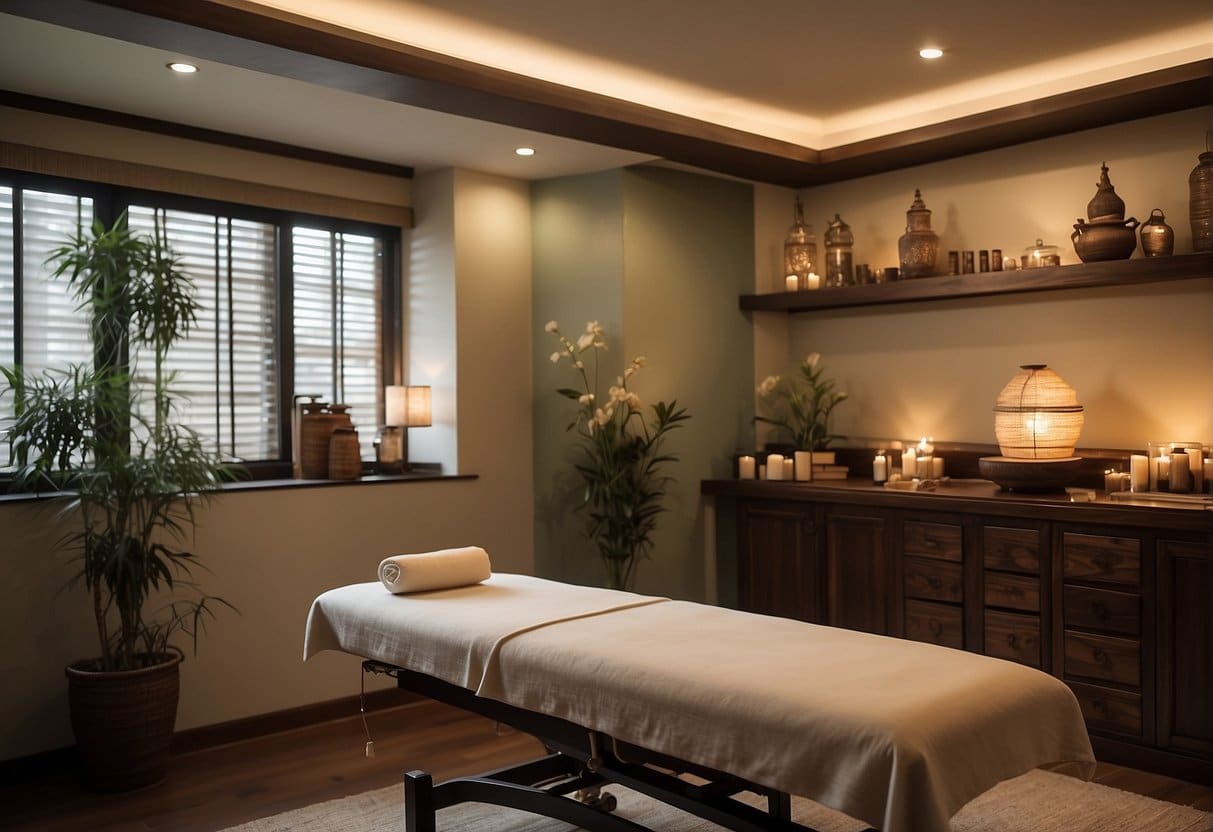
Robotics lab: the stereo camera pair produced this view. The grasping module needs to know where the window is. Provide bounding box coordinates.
[0,171,400,476]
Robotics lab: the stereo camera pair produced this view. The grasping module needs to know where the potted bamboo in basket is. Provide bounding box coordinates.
[1,214,232,791]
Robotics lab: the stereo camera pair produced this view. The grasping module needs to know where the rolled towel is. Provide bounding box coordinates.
[378,546,492,594]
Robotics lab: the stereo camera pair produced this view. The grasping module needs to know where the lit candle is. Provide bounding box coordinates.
[758,464,766,480]
[1204,459,1213,494]
[931,457,944,479]
[783,457,795,480]
[902,447,917,479]
[806,272,821,291]
[1129,454,1148,492]
[738,455,756,480]
[766,453,784,481]
[1157,454,1171,491]
[1186,448,1202,492]
[1104,470,1129,493]
[1149,456,1159,491]
[785,274,799,292]
[873,452,888,484]
[1169,451,1190,492]
[917,437,935,455]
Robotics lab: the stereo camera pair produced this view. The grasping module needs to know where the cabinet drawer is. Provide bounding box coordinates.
[983,527,1040,575]
[1069,681,1143,738]
[904,557,963,603]
[1062,533,1141,586]
[903,521,962,562]
[1063,586,1140,636]
[1064,631,1140,687]
[984,610,1041,668]
[904,600,964,650]
[984,571,1040,612]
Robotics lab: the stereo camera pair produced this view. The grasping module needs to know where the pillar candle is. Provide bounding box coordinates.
[1186,448,1202,492]
[738,455,756,480]
[873,453,888,484]
[902,448,917,479]
[1169,451,1190,492]
[1149,456,1160,491]
[766,454,784,480]
[916,455,933,478]
[785,274,799,292]
[1204,459,1213,494]
[783,458,795,480]
[931,457,945,479]
[806,273,821,290]
[794,450,813,482]
[1157,455,1171,491]
[1129,454,1148,492]
[758,464,766,480]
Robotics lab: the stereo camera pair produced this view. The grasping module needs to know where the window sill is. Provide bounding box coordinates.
[0,464,475,505]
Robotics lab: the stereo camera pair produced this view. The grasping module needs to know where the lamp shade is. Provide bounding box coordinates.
[404,385,432,427]
[993,364,1084,459]
[385,385,407,426]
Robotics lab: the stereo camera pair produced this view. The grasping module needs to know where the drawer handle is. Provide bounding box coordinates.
[1091,601,1108,621]
[928,619,943,638]
[1007,633,1019,649]
[1093,647,1109,665]
[1091,697,1107,715]
[927,577,943,590]
[1093,551,1111,569]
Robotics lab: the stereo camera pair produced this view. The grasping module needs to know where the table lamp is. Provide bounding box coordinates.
[378,385,433,473]
[979,364,1084,491]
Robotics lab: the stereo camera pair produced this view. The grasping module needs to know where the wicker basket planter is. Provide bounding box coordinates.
[65,650,182,792]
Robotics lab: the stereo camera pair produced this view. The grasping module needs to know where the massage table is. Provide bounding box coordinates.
[305,572,1095,832]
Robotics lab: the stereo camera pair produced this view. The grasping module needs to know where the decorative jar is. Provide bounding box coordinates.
[824,213,854,287]
[897,189,939,279]
[1021,238,1062,268]
[1139,208,1174,257]
[1087,162,1126,222]
[1190,130,1213,253]
[783,197,817,290]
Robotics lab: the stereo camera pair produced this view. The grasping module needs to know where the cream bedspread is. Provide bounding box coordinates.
[304,573,1094,832]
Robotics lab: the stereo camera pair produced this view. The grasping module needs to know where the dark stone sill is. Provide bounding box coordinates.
[0,464,475,505]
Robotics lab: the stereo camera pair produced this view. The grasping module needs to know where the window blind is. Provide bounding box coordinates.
[127,205,278,462]
[292,227,383,460]
[0,186,12,468]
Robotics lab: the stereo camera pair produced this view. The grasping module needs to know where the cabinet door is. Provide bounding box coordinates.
[1157,540,1213,757]
[737,501,820,623]
[826,512,890,635]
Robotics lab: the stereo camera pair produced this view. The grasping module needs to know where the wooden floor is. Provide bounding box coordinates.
[2,699,1210,831]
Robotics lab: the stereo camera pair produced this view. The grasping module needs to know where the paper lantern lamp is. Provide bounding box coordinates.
[980,364,1084,491]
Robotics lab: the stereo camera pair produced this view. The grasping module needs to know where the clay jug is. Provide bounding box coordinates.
[1140,209,1174,257]
[328,427,362,480]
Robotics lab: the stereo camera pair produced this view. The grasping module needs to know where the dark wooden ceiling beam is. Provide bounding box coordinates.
[1,0,1208,188]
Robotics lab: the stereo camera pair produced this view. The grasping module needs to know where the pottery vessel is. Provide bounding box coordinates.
[1087,162,1126,222]
[1072,217,1138,262]
[1190,132,1213,252]
[897,189,940,278]
[1139,208,1174,257]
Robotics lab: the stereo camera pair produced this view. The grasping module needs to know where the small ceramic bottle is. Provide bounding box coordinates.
[1139,209,1174,257]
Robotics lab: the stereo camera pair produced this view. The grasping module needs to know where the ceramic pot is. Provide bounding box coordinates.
[1072,217,1138,262]
[1086,162,1126,222]
[328,426,362,480]
[1190,133,1213,252]
[1139,208,1174,257]
[897,189,940,278]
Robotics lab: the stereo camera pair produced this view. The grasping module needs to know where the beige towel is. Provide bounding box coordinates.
[377,546,492,594]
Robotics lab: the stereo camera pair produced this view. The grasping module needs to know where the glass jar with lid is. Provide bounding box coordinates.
[1020,238,1061,268]
[783,196,818,290]
[824,213,854,287]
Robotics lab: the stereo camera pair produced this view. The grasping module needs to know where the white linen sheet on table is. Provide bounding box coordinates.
[304,573,1095,832]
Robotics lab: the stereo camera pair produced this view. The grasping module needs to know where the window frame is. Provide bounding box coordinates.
[0,167,402,481]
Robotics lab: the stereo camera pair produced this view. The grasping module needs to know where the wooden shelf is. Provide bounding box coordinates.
[740,252,1213,313]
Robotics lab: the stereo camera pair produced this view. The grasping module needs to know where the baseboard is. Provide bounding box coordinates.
[0,687,422,784]
[1091,736,1213,785]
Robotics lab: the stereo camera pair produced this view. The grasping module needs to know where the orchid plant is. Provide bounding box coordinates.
[546,320,689,591]
[756,352,848,451]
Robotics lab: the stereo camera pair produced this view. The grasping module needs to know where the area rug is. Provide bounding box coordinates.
[222,768,1212,832]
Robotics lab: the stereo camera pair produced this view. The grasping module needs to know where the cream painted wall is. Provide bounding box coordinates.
[770,107,1213,450]
[0,165,534,762]
[0,106,412,206]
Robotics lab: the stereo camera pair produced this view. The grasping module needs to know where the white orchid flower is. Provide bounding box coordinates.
[544,320,558,333]
[633,355,647,367]
[577,332,594,350]
[624,366,635,379]
[805,352,821,369]
[550,351,561,364]
[757,375,780,395]
[578,393,595,405]
[626,392,641,410]
[574,360,584,369]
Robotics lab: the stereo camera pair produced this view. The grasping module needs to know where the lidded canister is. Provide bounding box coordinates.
[824,213,854,287]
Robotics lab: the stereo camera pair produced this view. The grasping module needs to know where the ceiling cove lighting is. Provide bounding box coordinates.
[167,62,198,73]
[515,147,536,157]
[919,47,944,60]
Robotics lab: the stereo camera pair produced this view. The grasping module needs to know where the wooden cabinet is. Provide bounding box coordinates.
[709,477,1212,782]
[825,512,891,635]
[1157,540,1213,759]
[737,500,822,623]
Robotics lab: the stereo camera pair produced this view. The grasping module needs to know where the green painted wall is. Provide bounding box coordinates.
[532,165,754,599]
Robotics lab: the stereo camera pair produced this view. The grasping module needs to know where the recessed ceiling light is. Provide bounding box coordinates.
[515,147,535,157]
[919,47,944,60]
[167,62,198,74]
